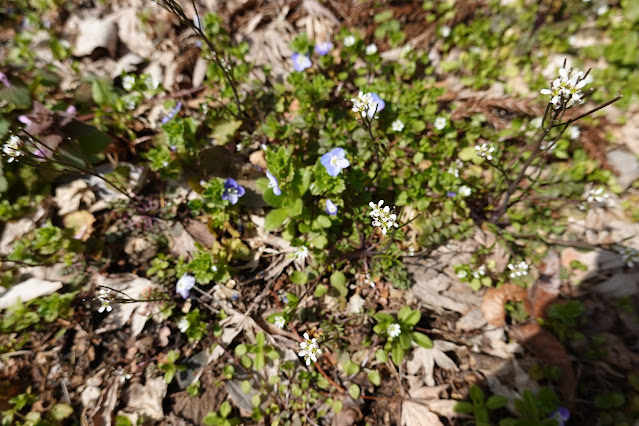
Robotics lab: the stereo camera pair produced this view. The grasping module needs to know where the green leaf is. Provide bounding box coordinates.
[349,384,361,400]
[397,306,412,322]
[0,85,31,109]
[290,271,308,285]
[402,309,421,327]
[391,343,405,365]
[330,271,346,287]
[486,395,508,410]
[263,188,285,207]
[212,120,242,145]
[470,385,485,405]
[454,401,475,414]
[375,349,388,363]
[50,403,74,420]
[241,380,251,394]
[412,331,433,348]
[344,361,360,376]
[91,78,115,106]
[219,401,232,418]
[310,234,328,249]
[458,146,477,162]
[264,208,289,230]
[314,284,328,297]
[368,370,381,386]
[399,331,412,349]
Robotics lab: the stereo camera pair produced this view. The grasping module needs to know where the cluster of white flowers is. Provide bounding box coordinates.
[351,91,377,119]
[540,65,591,110]
[586,187,609,204]
[3,135,22,163]
[273,316,286,329]
[458,185,472,197]
[365,43,378,55]
[508,261,529,278]
[97,288,113,313]
[391,119,405,132]
[364,273,375,288]
[298,332,322,366]
[472,265,486,279]
[475,143,495,161]
[369,200,399,235]
[447,159,464,177]
[619,246,639,268]
[387,323,401,338]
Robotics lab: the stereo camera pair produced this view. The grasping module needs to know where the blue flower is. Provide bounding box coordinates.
[266,170,281,196]
[315,41,333,56]
[325,199,338,216]
[367,93,385,119]
[291,53,312,72]
[176,273,195,299]
[221,178,246,205]
[550,407,570,426]
[320,148,350,177]
[161,101,182,124]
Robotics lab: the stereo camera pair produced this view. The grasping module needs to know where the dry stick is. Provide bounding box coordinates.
[491,95,622,223]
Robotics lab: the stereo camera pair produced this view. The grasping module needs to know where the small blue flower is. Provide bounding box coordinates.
[315,41,333,56]
[291,53,312,72]
[325,199,338,216]
[266,170,281,196]
[321,148,350,177]
[161,101,182,124]
[550,407,570,426]
[176,273,195,299]
[447,191,456,198]
[221,178,246,205]
[367,93,385,119]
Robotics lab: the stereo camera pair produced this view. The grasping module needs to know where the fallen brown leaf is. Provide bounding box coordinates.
[526,250,561,318]
[481,284,527,327]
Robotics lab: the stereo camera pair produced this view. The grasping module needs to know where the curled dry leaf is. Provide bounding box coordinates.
[481,283,527,327]
[407,341,461,387]
[401,386,448,426]
[122,367,167,421]
[55,179,95,216]
[511,323,576,410]
[63,210,95,242]
[525,250,561,318]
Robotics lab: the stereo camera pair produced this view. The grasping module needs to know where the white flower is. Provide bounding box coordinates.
[351,91,376,119]
[475,143,495,161]
[440,26,451,38]
[122,75,135,91]
[273,316,286,329]
[115,368,132,383]
[387,323,401,338]
[298,332,322,366]
[458,185,472,197]
[540,65,591,110]
[472,265,486,279]
[568,126,581,140]
[146,76,160,90]
[3,135,22,163]
[400,44,413,57]
[596,4,608,15]
[447,159,463,177]
[434,117,447,130]
[343,35,356,47]
[508,261,529,278]
[177,317,189,333]
[620,246,639,268]
[364,274,375,287]
[293,246,309,260]
[391,119,405,132]
[457,270,468,279]
[365,43,378,55]
[97,288,113,313]
[125,99,136,110]
[586,187,609,204]
[369,200,399,235]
